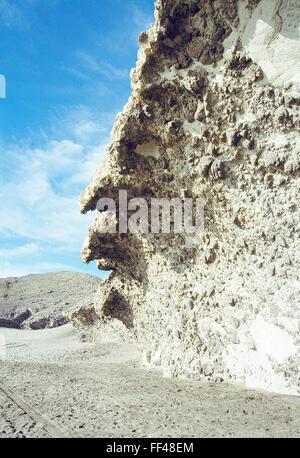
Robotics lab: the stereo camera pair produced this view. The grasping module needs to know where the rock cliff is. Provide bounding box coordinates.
[77,0,300,394]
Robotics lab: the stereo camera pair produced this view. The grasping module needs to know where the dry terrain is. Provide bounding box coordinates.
[0,324,299,438]
[0,272,101,329]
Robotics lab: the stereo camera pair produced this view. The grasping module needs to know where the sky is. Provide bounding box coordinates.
[0,0,155,279]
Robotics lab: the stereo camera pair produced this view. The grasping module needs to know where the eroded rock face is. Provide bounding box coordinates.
[78,0,300,394]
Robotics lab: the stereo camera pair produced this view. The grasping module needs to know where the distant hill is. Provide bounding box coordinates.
[0,272,101,329]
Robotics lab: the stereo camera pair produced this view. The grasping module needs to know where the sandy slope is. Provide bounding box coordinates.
[0,324,299,438]
[0,272,101,329]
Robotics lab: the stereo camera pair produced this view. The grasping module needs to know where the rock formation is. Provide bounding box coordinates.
[77,0,300,394]
[0,272,101,329]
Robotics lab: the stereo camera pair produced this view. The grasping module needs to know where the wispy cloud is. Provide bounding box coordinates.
[0,0,25,28]
[50,105,114,145]
[76,51,129,80]
[61,66,93,82]
[132,6,153,31]
[0,243,40,259]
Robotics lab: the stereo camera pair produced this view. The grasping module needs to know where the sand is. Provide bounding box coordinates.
[0,324,299,438]
[0,272,101,329]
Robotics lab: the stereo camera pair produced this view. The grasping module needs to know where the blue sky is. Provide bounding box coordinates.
[0,0,155,278]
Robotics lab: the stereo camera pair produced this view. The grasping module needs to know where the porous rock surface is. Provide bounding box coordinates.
[0,272,101,329]
[77,0,300,394]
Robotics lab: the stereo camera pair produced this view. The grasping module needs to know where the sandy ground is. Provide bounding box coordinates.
[0,324,299,438]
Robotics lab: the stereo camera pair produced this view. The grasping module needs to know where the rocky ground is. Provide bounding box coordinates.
[0,324,299,438]
[0,272,101,329]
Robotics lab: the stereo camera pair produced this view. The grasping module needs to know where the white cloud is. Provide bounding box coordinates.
[27,140,84,180]
[0,107,110,262]
[68,143,108,186]
[0,141,100,248]
[50,105,113,145]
